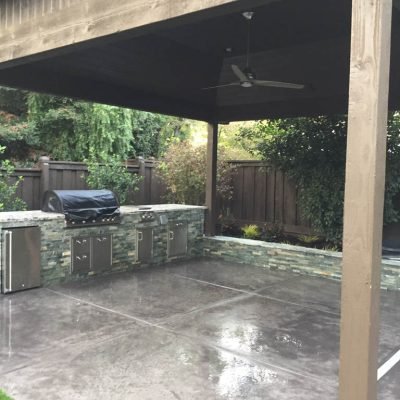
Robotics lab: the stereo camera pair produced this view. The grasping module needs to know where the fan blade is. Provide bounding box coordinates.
[202,82,240,90]
[232,65,248,82]
[253,80,306,90]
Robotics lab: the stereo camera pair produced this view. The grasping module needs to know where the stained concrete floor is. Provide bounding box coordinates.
[0,258,399,400]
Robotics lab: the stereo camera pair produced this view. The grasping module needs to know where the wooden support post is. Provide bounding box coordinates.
[339,0,393,399]
[206,122,218,236]
[137,156,146,205]
[38,156,50,200]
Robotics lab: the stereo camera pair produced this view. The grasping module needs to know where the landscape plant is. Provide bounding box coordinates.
[249,114,400,244]
[156,141,235,206]
[85,155,141,205]
[242,224,261,240]
[0,145,27,211]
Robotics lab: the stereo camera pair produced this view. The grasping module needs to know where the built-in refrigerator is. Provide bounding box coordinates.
[1,226,41,294]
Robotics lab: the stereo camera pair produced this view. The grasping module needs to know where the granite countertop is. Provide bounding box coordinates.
[0,210,64,223]
[120,204,207,214]
[0,204,206,224]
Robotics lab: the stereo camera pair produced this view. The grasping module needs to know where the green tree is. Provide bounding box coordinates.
[27,94,133,161]
[1,88,193,163]
[252,114,400,244]
[0,87,37,161]
[131,111,191,158]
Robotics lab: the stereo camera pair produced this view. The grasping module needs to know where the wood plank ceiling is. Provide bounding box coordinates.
[0,0,399,121]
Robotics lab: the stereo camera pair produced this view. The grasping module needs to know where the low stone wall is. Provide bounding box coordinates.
[203,236,400,291]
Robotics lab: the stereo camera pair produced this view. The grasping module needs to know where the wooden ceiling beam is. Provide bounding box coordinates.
[0,0,281,69]
[0,65,214,121]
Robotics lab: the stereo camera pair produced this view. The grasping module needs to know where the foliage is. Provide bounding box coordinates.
[242,224,261,240]
[298,235,322,245]
[85,156,141,205]
[218,122,260,160]
[0,111,38,160]
[156,141,234,205]
[251,114,400,244]
[27,94,133,161]
[131,111,191,158]
[0,389,13,400]
[0,88,194,163]
[261,224,284,243]
[236,120,281,158]
[0,87,27,116]
[0,146,27,211]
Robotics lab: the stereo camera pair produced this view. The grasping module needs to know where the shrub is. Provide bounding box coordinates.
[0,146,27,212]
[156,141,234,206]
[261,224,284,243]
[298,235,321,245]
[242,224,261,240]
[85,156,141,205]
[251,114,400,244]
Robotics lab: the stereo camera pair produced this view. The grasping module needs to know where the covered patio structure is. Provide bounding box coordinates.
[0,0,399,398]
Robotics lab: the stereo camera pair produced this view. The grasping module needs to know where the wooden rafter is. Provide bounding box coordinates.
[0,0,281,69]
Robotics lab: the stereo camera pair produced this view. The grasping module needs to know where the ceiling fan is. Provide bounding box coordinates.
[203,11,307,91]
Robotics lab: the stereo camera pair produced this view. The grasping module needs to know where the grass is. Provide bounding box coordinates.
[0,390,13,400]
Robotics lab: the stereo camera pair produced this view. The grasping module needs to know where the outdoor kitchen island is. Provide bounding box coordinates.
[0,205,206,292]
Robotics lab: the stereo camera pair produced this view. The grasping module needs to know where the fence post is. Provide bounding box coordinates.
[137,157,146,205]
[38,156,50,201]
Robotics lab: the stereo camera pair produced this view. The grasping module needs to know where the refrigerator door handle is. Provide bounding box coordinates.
[3,230,12,293]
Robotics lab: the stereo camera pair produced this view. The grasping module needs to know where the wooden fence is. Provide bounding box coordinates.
[9,158,166,210]
[8,159,311,235]
[223,161,312,235]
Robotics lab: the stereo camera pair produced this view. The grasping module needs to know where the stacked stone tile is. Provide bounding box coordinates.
[203,236,400,291]
[0,206,205,288]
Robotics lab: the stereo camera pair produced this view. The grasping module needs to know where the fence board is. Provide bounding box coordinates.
[225,161,311,235]
[274,170,284,223]
[3,159,311,235]
[284,176,297,226]
[266,166,276,223]
[242,166,255,220]
[254,166,266,222]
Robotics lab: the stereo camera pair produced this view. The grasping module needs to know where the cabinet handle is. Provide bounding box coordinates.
[169,231,174,240]
[138,232,143,241]
[4,231,12,292]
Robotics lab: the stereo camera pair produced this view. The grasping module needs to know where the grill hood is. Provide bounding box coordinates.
[42,190,121,225]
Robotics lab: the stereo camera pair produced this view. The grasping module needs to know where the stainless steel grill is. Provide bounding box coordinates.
[42,189,121,227]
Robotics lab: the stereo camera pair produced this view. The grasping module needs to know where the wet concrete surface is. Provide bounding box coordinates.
[0,258,399,399]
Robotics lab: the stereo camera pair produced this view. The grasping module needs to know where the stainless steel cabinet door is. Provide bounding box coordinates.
[3,226,41,293]
[168,222,188,258]
[71,237,91,273]
[91,235,112,271]
[137,228,153,262]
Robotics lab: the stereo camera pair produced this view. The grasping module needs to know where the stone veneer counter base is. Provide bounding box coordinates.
[0,205,206,290]
[203,236,400,291]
